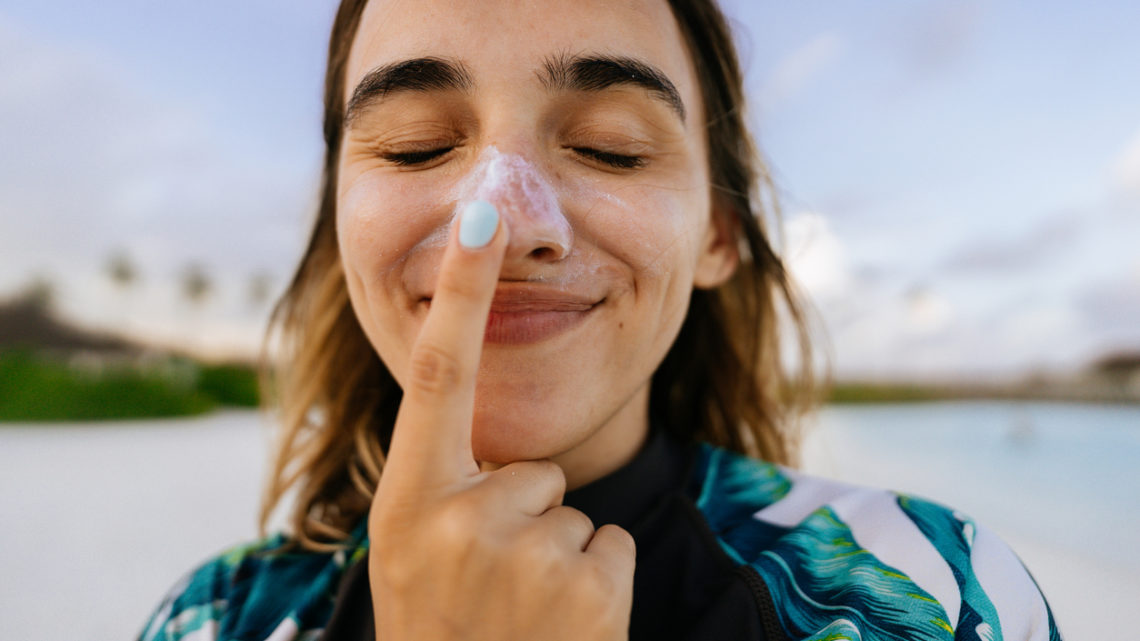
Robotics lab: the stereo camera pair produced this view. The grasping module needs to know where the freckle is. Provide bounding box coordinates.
[619,322,624,329]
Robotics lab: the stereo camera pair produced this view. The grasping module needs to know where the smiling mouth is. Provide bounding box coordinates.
[423,285,602,345]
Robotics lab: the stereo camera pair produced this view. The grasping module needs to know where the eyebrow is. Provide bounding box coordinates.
[539,53,686,122]
[344,57,473,128]
[343,52,686,128]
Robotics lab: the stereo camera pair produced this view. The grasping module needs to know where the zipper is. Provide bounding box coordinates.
[737,564,788,641]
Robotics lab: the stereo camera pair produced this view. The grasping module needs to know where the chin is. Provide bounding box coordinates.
[469,401,580,464]
[468,365,585,463]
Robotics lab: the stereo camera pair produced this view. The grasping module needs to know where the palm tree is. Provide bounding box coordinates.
[24,275,56,311]
[106,250,137,292]
[247,271,273,310]
[105,250,140,335]
[180,262,213,356]
[180,263,212,307]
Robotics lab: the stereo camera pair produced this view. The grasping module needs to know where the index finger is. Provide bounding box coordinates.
[383,200,508,485]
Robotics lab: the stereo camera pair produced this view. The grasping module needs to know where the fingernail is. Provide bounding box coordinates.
[458,200,499,249]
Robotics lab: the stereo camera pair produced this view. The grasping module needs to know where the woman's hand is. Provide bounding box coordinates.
[368,201,636,641]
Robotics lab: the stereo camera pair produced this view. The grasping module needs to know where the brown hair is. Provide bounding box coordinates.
[259,0,815,552]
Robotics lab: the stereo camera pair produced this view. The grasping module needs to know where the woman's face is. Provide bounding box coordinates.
[337,0,736,470]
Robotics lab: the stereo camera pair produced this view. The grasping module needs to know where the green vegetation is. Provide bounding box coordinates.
[0,349,260,422]
[826,382,952,404]
[3,342,1132,422]
[196,363,261,407]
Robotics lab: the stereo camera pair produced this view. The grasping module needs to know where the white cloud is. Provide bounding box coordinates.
[1111,127,1140,199]
[784,211,851,300]
[904,288,953,335]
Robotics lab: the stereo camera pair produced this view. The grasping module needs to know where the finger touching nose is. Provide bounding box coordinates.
[501,193,573,263]
[464,146,573,263]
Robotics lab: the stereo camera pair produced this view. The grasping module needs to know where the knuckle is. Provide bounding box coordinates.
[598,523,636,555]
[531,460,567,495]
[407,343,466,397]
[500,460,567,500]
[570,508,595,533]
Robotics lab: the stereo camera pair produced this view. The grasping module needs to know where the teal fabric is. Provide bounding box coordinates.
[138,443,1062,641]
[693,444,1062,641]
[138,531,369,641]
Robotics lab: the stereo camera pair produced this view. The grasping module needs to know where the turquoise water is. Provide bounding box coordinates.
[806,402,1139,636]
[809,402,1140,571]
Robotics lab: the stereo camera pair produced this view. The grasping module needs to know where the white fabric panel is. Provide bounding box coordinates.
[752,467,853,527]
[263,617,300,641]
[182,621,220,641]
[754,471,961,627]
[971,523,1050,641]
[169,600,225,640]
[829,489,961,628]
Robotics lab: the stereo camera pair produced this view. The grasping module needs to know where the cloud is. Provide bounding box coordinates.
[1076,265,1140,337]
[759,33,843,108]
[0,16,316,355]
[939,212,1082,274]
[780,213,978,375]
[783,211,851,300]
[903,287,954,334]
[776,208,1110,378]
[1111,127,1140,200]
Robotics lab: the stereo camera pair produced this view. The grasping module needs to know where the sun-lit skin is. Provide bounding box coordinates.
[336,0,737,488]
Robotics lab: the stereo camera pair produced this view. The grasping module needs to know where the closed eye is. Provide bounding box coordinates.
[572,147,645,169]
[382,147,454,166]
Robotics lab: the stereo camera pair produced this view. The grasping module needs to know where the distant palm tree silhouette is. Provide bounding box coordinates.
[180,263,213,356]
[181,263,212,307]
[105,250,141,338]
[106,251,137,292]
[247,271,273,310]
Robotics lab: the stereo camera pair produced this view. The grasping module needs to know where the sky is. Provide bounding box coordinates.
[2,0,1138,378]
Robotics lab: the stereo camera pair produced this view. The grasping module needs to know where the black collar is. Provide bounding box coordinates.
[563,427,692,533]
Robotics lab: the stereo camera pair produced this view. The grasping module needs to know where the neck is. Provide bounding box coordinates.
[551,382,651,490]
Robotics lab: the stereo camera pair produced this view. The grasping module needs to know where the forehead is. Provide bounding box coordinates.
[344,0,699,109]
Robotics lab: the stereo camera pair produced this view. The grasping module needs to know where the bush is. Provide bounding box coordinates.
[827,382,944,404]
[0,350,215,421]
[195,363,260,407]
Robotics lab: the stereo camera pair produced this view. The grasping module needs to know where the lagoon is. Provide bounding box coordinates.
[1,402,1135,639]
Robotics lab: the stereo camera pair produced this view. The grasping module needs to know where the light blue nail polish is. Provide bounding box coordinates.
[458,200,499,249]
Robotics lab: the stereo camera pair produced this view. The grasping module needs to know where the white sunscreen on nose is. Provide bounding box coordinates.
[454,146,572,254]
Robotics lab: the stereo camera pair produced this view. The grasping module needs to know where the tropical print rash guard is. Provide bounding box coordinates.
[138,434,1062,641]
[696,446,1061,641]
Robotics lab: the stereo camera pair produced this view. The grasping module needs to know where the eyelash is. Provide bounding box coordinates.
[571,147,646,169]
[380,146,645,170]
[383,148,452,166]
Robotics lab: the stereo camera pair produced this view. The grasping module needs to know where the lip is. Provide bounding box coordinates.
[423,284,602,345]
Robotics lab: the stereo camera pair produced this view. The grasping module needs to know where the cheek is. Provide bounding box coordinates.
[576,181,704,286]
[337,170,456,379]
[337,171,449,284]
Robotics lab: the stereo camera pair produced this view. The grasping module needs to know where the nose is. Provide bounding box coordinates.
[464,147,572,263]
